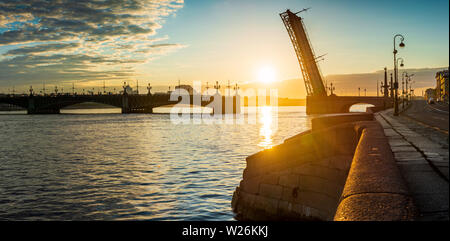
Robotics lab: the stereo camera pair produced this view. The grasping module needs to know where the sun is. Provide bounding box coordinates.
[258,66,277,84]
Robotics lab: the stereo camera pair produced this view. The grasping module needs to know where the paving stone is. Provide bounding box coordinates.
[388,139,411,147]
[384,129,400,137]
[414,192,449,214]
[396,163,435,173]
[418,211,450,221]
[437,167,449,180]
[390,145,416,152]
[395,158,428,165]
[394,152,424,160]
[400,170,448,195]
[376,111,449,221]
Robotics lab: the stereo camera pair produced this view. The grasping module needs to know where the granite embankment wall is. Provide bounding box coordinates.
[231,112,417,221]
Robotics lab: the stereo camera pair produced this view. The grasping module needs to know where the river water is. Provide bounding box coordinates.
[0,104,369,220]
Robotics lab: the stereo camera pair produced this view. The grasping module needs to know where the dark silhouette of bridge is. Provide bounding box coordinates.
[281,9,392,115]
[306,95,392,114]
[0,92,240,114]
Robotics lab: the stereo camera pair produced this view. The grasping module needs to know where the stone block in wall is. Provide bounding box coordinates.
[292,203,330,220]
[279,174,299,188]
[254,195,279,215]
[240,191,257,207]
[295,190,339,215]
[334,127,358,155]
[281,186,295,202]
[277,200,293,214]
[311,113,374,131]
[259,183,283,199]
[291,162,349,185]
[240,177,260,194]
[280,152,317,171]
[259,173,280,185]
[310,130,337,158]
[321,155,353,173]
[298,175,344,200]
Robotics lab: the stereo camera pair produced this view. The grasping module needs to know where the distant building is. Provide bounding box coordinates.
[425,88,436,101]
[435,69,449,103]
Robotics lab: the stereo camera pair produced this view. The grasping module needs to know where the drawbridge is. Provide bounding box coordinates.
[280,9,391,114]
[280,9,327,97]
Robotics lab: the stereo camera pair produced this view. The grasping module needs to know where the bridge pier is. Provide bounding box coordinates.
[27,108,61,114]
[26,96,61,114]
[121,94,130,114]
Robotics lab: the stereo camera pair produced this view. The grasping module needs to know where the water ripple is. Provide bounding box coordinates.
[0,106,310,220]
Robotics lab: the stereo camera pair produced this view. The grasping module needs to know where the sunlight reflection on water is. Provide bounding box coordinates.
[0,106,310,220]
[258,106,275,149]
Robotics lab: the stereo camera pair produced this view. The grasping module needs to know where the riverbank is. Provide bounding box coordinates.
[231,108,419,221]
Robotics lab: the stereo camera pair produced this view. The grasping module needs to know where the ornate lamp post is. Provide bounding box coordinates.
[214,81,221,94]
[328,82,335,96]
[406,74,414,103]
[233,83,239,96]
[393,34,405,116]
[147,83,152,95]
[402,71,408,109]
[123,81,127,95]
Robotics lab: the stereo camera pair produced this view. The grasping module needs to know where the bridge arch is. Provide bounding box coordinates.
[60,101,121,114]
[348,103,375,113]
[0,102,27,112]
[0,97,29,109]
[59,101,121,109]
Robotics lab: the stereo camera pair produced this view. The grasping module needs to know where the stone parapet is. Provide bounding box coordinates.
[232,113,417,221]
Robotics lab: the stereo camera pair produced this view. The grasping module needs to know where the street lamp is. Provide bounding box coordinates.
[409,80,415,100]
[396,57,404,110]
[328,82,335,96]
[406,74,414,102]
[393,34,405,116]
[402,71,408,109]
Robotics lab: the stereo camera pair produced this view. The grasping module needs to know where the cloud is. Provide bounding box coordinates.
[0,0,185,85]
[0,53,137,84]
[4,43,80,56]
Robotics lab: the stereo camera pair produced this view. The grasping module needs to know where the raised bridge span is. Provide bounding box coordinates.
[281,9,392,114]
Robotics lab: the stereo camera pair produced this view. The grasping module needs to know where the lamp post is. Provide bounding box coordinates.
[402,71,408,109]
[147,83,152,95]
[393,34,405,116]
[214,81,221,94]
[406,74,414,103]
[328,82,335,96]
[396,57,404,110]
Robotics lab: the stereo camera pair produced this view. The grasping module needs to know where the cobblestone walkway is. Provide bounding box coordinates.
[376,109,449,221]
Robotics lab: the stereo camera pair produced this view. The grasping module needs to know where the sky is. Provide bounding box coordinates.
[0,0,448,97]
